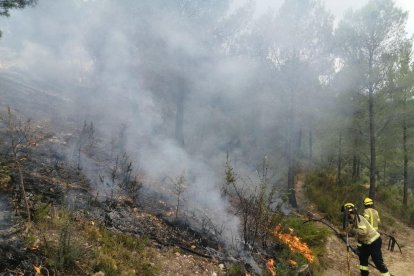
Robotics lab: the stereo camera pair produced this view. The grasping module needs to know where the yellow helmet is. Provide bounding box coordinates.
[364,197,373,206]
[341,202,355,213]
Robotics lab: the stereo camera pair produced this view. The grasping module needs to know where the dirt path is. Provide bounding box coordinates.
[295,177,414,276]
[384,222,414,275]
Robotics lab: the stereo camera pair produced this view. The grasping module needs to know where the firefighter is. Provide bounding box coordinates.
[363,197,380,230]
[342,203,391,276]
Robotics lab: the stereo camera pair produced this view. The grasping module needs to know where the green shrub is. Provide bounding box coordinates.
[93,253,118,276]
[377,185,414,226]
[33,203,51,222]
[226,264,245,276]
[89,226,159,276]
[306,169,414,230]
[38,221,80,273]
[269,215,329,275]
[55,223,80,271]
[226,263,245,276]
[305,170,367,225]
[283,217,330,249]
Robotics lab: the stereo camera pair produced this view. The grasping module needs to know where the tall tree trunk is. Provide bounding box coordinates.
[175,93,185,147]
[357,157,360,178]
[368,86,376,199]
[403,99,408,207]
[352,130,361,181]
[77,144,82,171]
[368,46,377,199]
[287,154,297,207]
[308,129,313,161]
[297,128,302,152]
[352,155,357,180]
[336,131,342,185]
[287,97,297,208]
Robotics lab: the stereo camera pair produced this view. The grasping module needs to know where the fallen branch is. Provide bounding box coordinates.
[378,231,402,254]
[150,236,213,259]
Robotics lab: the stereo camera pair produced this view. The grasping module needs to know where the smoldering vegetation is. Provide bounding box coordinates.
[0,0,412,264]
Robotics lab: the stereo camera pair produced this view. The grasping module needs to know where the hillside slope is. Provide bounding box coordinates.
[296,177,414,276]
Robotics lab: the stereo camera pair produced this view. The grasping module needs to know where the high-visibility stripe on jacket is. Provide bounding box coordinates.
[363,207,380,230]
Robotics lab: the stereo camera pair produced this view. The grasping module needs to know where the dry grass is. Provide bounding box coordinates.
[28,206,160,275]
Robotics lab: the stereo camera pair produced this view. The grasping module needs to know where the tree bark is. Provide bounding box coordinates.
[308,129,313,161]
[297,128,302,152]
[368,46,377,199]
[287,99,297,208]
[336,131,342,185]
[352,155,357,180]
[368,86,376,199]
[403,99,408,206]
[357,157,360,178]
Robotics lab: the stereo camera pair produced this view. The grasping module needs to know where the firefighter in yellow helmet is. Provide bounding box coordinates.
[363,197,380,230]
[342,203,391,276]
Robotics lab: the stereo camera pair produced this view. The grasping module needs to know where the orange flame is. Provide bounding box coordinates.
[273,224,314,263]
[245,272,251,276]
[287,259,298,266]
[266,258,276,276]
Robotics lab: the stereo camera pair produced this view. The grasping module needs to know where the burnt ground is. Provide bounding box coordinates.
[0,187,45,274]
[0,96,286,275]
[0,137,246,275]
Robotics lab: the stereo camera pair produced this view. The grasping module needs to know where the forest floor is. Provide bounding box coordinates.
[0,156,229,275]
[0,186,228,276]
[295,177,414,276]
[0,194,228,276]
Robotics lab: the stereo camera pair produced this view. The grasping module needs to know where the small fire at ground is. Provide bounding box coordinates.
[273,224,314,263]
[287,259,298,266]
[266,258,276,276]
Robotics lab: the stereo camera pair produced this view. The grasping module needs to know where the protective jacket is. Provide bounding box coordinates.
[351,215,380,245]
[350,215,390,275]
[363,207,380,230]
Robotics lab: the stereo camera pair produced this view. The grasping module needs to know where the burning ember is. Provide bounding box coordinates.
[287,259,298,266]
[266,258,276,276]
[273,224,314,263]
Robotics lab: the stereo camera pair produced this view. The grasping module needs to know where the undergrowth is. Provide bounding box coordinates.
[304,169,414,229]
[27,206,160,275]
[305,170,367,225]
[273,216,330,275]
[377,184,414,226]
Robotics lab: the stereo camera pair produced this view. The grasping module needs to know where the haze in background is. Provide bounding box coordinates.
[252,0,414,35]
[0,0,412,249]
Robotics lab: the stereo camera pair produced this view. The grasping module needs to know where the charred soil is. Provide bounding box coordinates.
[0,136,237,275]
